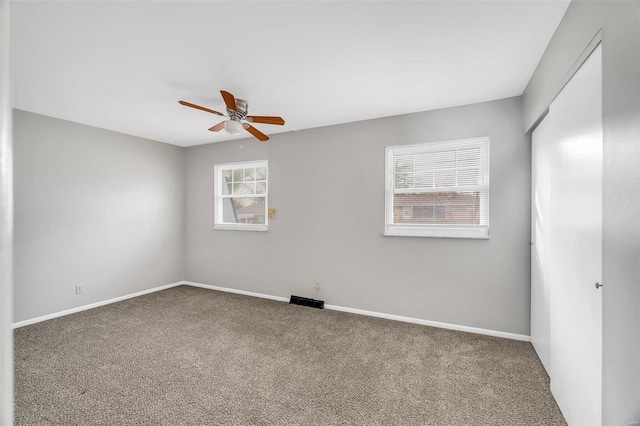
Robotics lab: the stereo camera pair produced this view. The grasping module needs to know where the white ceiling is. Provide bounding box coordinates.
[13,1,570,147]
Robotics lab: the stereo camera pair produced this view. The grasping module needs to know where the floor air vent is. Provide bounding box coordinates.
[290,295,324,309]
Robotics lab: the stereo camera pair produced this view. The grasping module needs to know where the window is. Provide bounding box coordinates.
[385,137,489,239]
[214,160,268,231]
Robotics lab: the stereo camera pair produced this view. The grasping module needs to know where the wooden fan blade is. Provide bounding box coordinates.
[246,125,269,142]
[220,90,237,111]
[179,100,225,116]
[246,116,285,126]
[208,121,226,132]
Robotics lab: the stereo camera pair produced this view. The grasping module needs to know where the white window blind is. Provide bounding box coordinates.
[214,160,268,231]
[385,137,489,239]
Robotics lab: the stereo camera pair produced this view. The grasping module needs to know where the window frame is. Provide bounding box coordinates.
[384,137,490,239]
[214,160,269,232]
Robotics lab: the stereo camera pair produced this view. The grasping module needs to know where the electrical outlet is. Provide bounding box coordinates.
[315,281,321,290]
[75,285,83,295]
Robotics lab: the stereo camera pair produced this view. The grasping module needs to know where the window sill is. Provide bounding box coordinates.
[214,224,268,232]
[383,226,489,239]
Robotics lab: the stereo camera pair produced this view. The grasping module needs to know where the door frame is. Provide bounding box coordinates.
[0,0,14,423]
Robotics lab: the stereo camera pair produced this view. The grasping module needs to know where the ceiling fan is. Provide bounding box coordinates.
[179,90,285,142]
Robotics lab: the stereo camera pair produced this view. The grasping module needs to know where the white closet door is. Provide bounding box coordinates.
[548,44,603,425]
[531,113,553,375]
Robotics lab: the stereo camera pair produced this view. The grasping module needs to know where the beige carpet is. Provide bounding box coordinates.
[14,285,566,425]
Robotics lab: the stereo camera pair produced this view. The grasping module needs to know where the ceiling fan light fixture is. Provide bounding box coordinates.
[224,119,244,135]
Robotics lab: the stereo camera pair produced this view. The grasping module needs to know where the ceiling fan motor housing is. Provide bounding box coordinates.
[230,99,248,119]
[225,98,249,134]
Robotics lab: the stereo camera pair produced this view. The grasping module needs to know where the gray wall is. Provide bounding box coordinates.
[13,110,185,322]
[522,1,640,423]
[185,96,532,336]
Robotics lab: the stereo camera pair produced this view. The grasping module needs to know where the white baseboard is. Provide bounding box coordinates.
[182,281,531,342]
[323,304,530,342]
[183,281,289,303]
[11,281,184,329]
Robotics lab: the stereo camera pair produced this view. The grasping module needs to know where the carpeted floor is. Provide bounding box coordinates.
[14,285,566,425]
